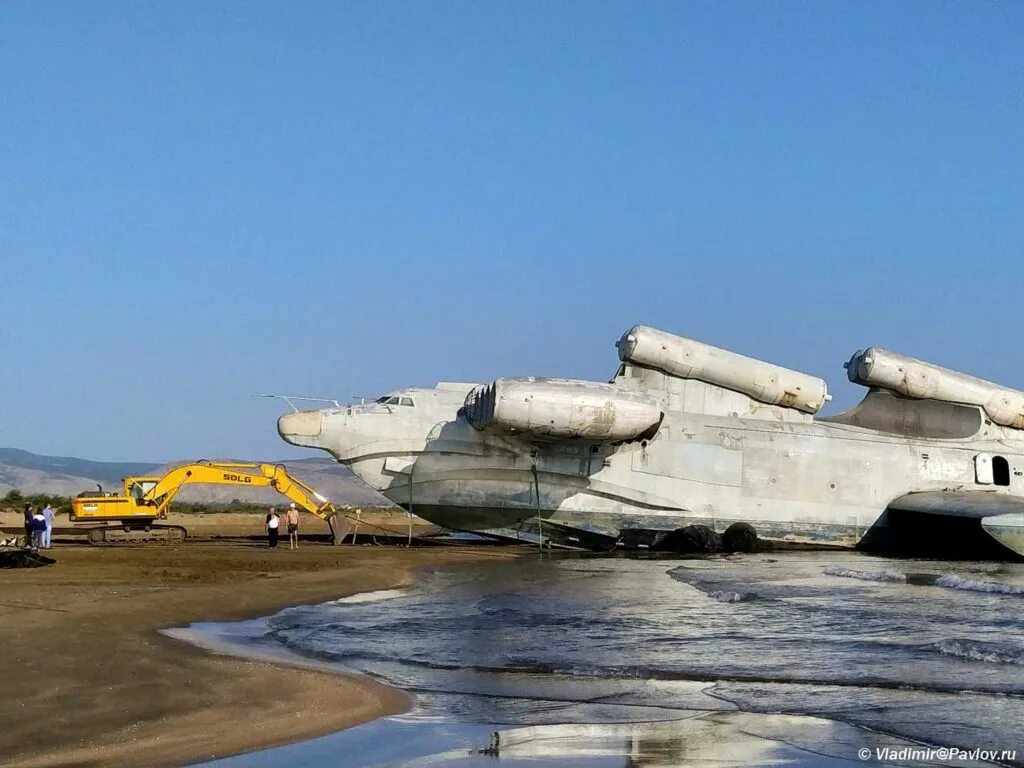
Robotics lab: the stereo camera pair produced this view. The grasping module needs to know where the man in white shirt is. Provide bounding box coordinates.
[265,507,280,548]
[41,504,55,549]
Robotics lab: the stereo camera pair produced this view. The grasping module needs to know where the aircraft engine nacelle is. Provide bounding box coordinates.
[464,378,663,442]
[617,325,830,414]
[846,347,1024,429]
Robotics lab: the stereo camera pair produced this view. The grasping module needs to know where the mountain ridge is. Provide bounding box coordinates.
[0,448,388,507]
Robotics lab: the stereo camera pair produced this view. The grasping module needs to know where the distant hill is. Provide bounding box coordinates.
[0,448,390,507]
[0,447,158,488]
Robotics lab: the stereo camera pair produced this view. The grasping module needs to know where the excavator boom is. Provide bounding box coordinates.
[139,462,338,521]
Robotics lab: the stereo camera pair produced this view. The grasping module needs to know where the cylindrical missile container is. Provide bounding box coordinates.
[845,347,1024,429]
[464,378,663,441]
[616,325,830,414]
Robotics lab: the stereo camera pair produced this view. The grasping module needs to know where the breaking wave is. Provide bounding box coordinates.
[821,566,1024,596]
[667,570,759,603]
[331,589,411,604]
[822,565,906,583]
[933,574,1024,596]
[933,638,1024,665]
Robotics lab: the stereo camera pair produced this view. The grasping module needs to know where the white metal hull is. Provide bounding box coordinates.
[277,342,1024,558]
[326,402,1024,555]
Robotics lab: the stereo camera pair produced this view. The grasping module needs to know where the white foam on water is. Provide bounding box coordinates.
[822,565,906,583]
[332,588,410,604]
[161,625,344,674]
[933,574,1024,596]
[934,638,1024,665]
[707,590,756,603]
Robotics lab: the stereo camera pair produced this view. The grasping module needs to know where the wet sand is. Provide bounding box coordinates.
[0,519,514,767]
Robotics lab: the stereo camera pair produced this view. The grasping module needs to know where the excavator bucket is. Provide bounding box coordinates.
[327,514,352,545]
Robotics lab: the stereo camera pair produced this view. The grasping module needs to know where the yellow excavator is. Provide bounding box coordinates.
[70,461,343,544]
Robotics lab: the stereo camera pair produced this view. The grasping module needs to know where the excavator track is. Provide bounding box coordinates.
[85,524,188,546]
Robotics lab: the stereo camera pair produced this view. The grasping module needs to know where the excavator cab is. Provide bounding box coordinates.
[70,475,170,543]
[128,479,158,501]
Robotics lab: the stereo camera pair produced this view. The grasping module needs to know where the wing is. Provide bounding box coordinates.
[889,490,1024,519]
[888,491,1024,558]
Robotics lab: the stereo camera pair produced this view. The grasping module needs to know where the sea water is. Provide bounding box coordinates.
[189,552,1024,767]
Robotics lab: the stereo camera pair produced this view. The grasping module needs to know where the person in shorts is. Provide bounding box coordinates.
[286,503,300,549]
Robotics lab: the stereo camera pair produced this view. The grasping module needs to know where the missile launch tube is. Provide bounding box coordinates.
[845,347,1024,429]
[617,325,830,414]
[464,378,663,441]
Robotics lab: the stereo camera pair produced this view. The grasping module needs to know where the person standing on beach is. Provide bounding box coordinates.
[286,503,300,550]
[41,503,55,549]
[22,503,32,547]
[265,507,280,548]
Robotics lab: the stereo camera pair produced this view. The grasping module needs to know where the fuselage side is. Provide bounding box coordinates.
[278,367,1024,553]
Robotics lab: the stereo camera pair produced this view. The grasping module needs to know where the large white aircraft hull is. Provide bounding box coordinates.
[278,331,1024,559]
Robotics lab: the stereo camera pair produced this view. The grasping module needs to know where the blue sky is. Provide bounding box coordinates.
[2,2,1022,461]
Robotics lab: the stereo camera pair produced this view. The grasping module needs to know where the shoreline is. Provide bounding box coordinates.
[0,536,516,768]
[164,553,951,768]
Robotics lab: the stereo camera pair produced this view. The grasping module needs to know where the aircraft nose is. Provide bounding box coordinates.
[277,409,324,446]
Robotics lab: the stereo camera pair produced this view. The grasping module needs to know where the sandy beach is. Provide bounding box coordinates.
[0,513,513,768]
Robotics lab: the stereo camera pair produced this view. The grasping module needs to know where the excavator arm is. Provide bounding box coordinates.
[135,461,341,538]
[71,460,346,545]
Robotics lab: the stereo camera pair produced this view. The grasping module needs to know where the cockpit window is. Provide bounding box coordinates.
[375,395,414,406]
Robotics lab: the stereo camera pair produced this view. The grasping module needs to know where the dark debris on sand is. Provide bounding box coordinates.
[0,549,57,568]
